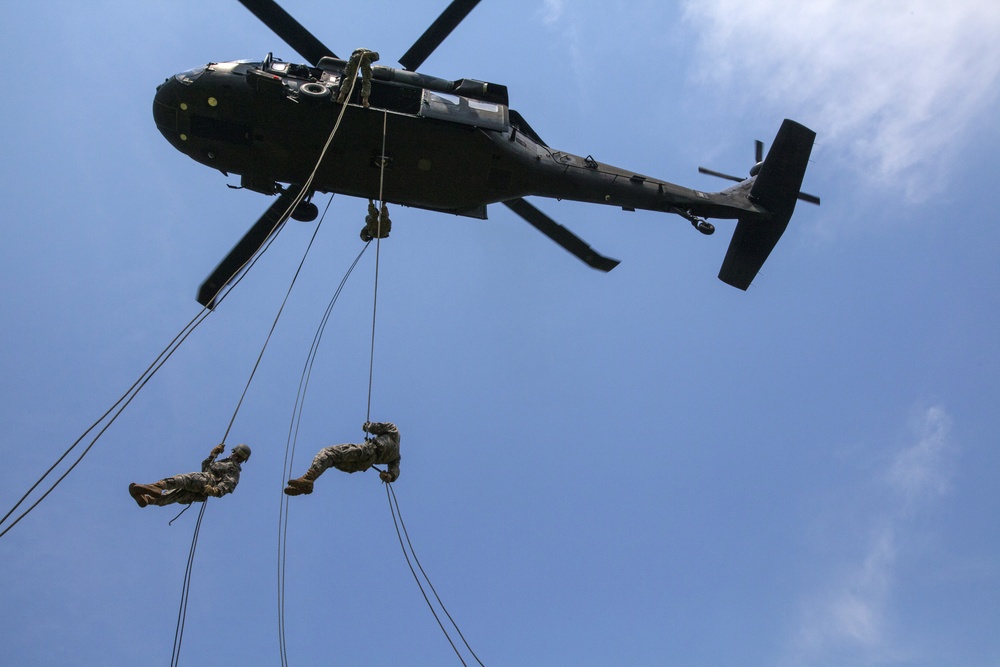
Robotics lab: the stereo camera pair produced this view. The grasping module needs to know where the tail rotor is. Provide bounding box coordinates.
[699,137,820,206]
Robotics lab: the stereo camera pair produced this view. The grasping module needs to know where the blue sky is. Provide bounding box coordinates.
[2,1,999,665]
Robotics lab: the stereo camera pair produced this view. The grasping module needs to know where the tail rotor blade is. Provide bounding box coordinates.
[197,184,305,309]
[399,0,481,71]
[503,198,619,272]
[755,139,764,164]
[698,166,745,183]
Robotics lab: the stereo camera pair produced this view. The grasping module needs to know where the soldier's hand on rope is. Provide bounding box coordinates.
[210,443,225,457]
[379,470,394,483]
[204,485,222,497]
[362,421,373,433]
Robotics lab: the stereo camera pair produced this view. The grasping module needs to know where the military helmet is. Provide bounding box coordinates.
[232,443,251,461]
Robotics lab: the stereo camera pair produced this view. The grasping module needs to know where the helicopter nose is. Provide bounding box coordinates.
[153,76,185,146]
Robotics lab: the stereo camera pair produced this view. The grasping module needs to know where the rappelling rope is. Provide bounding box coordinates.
[202,65,359,311]
[366,109,390,424]
[364,109,485,665]
[277,243,370,667]
[174,198,333,664]
[0,226,291,540]
[379,477,486,666]
[171,194,333,667]
[0,308,200,538]
[0,282,266,538]
[276,64,373,667]
[280,106,390,667]
[173,69,363,665]
[279,104,391,663]
[170,501,206,667]
[0,72,362,540]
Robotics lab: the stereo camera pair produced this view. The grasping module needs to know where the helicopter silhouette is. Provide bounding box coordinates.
[152,0,818,308]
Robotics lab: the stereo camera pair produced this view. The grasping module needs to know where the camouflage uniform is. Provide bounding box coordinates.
[157,451,243,506]
[307,421,400,482]
[360,199,392,242]
[336,48,380,107]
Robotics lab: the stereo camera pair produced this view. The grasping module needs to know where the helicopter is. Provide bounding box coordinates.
[152,0,819,308]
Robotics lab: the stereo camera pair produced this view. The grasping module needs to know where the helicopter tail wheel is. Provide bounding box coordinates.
[671,206,714,235]
[694,219,715,235]
[299,82,330,99]
[291,201,319,222]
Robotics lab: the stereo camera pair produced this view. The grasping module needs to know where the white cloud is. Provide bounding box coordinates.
[787,405,955,664]
[537,1,587,94]
[539,0,566,25]
[683,1,1000,199]
[791,523,896,664]
[888,405,953,507]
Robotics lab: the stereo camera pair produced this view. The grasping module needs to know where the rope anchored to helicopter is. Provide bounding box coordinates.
[169,65,368,665]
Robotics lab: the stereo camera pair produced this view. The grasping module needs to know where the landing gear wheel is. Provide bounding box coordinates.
[299,82,330,99]
[291,201,319,222]
[694,220,715,235]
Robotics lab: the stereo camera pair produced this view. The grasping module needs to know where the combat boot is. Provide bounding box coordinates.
[129,482,165,507]
[284,469,319,496]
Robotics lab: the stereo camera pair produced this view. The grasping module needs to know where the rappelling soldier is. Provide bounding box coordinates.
[284,421,399,496]
[337,48,380,108]
[128,443,251,508]
[360,199,392,242]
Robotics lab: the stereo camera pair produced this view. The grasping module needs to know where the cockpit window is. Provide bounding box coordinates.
[174,65,207,85]
[420,90,508,131]
[210,60,252,74]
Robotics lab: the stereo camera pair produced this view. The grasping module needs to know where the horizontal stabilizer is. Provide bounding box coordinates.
[718,119,815,290]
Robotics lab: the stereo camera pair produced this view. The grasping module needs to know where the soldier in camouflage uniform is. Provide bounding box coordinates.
[129,443,251,508]
[360,199,392,242]
[284,421,399,496]
[336,48,380,108]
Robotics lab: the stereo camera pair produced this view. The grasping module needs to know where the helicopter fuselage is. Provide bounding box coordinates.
[153,56,761,222]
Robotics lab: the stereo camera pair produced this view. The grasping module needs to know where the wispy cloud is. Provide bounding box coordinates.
[536,1,587,94]
[888,405,953,506]
[796,523,895,656]
[682,1,1000,199]
[787,405,955,665]
[539,0,566,25]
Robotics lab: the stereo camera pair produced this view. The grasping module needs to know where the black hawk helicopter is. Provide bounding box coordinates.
[152,0,819,308]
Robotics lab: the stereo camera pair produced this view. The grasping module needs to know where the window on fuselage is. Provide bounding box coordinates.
[419,90,508,131]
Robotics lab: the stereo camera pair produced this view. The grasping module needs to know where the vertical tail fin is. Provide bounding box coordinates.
[718,119,816,290]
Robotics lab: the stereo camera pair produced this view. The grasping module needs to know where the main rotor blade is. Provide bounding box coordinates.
[399,0,481,71]
[237,0,336,65]
[503,198,620,272]
[197,184,305,309]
